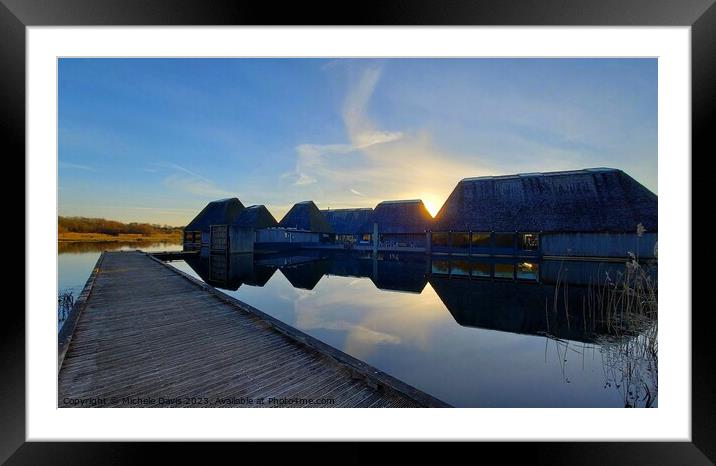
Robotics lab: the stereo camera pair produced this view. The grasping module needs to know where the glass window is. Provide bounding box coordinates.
[520,233,539,251]
[494,233,515,249]
[431,232,448,247]
[471,262,491,278]
[431,260,450,275]
[471,232,491,247]
[450,260,471,276]
[516,262,539,281]
[452,232,470,249]
[494,263,515,279]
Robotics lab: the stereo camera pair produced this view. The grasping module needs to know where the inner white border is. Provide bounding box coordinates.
[27,26,691,441]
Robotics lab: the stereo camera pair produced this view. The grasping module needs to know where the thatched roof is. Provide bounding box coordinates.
[357,199,433,234]
[185,198,245,232]
[433,168,657,233]
[233,205,278,229]
[278,201,335,233]
[321,208,374,235]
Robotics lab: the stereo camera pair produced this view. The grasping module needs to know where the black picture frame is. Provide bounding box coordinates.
[5,0,713,462]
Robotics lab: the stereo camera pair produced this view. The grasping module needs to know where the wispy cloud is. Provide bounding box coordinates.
[284,66,407,188]
[162,174,233,198]
[156,162,233,199]
[155,162,214,184]
[59,162,96,172]
[287,64,490,214]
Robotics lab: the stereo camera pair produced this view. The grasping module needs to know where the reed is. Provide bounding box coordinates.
[546,224,658,407]
[585,253,658,337]
[598,321,658,407]
[58,289,75,326]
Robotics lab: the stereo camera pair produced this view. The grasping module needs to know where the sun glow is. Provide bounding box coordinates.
[421,194,443,218]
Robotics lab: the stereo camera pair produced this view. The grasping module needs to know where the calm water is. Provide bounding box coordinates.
[169,249,657,408]
[58,243,657,408]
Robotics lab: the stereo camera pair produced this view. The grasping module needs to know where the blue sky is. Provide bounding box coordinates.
[58,58,657,225]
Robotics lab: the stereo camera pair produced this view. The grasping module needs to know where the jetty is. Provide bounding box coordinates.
[58,251,448,408]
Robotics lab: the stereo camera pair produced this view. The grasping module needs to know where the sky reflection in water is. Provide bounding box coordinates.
[165,250,656,408]
[57,244,656,407]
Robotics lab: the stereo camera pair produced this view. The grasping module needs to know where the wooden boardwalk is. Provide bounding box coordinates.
[58,251,448,408]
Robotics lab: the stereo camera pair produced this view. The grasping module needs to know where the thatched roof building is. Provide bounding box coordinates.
[278,201,334,233]
[321,208,374,235]
[433,168,657,233]
[359,200,433,234]
[233,204,278,229]
[185,197,245,232]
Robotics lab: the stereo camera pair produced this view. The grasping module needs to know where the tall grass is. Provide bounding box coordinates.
[586,254,657,337]
[58,289,75,327]
[547,223,658,407]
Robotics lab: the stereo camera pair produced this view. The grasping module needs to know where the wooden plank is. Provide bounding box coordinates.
[58,251,449,408]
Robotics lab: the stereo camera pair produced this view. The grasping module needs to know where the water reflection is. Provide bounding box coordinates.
[182,250,656,343]
[58,240,181,254]
[170,249,657,407]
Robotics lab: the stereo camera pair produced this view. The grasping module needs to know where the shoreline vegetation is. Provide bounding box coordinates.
[58,216,183,243]
[545,224,658,407]
[59,231,182,243]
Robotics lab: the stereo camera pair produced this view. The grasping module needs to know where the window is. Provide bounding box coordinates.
[494,233,515,249]
[337,234,355,243]
[471,232,491,247]
[431,260,450,275]
[516,262,539,281]
[520,233,539,251]
[362,234,372,242]
[450,260,471,276]
[471,262,491,278]
[431,232,448,247]
[184,231,200,244]
[452,232,470,249]
[494,263,515,279]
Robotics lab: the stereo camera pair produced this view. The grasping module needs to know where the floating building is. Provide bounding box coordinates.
[208,204,280,254]
[254,201,335,250]
[183,197,245,250]
[431,168,657,258]
[360,200,433,249]
[183,168,657,260]
[322,208,374,244]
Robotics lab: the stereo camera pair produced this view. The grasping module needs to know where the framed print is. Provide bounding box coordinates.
[5,0,714,462]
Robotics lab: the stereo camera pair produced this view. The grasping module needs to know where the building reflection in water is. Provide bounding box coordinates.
[176,248,657,407]
[181,248,657,344]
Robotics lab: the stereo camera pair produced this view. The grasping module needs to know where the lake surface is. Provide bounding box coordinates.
[58,243,657,408]
[170,249,657,408]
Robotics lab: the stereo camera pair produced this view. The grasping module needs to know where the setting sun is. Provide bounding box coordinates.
[421,194,443,218]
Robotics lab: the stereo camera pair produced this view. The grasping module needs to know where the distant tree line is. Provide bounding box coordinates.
[58,216,184,236]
